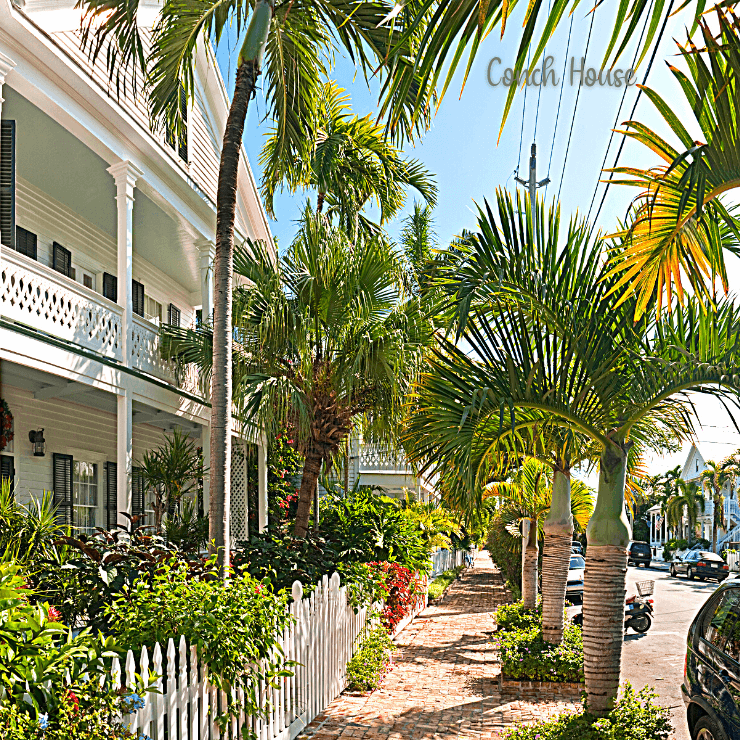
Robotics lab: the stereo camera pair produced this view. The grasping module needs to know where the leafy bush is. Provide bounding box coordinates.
[496,623,584,683]
[346,624,395,692]
[502,684,672,739]
[494,600,542,632]
[105,557,293,729]
[369,561,424,631]
[486,511,522,594]
[427,566,463,600]
[662,538,689,561]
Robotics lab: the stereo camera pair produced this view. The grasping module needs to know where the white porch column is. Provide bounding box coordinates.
[107,161,143,364]
[116,389,132,526]
[0,52,16,121]
[258,437,268,533]
[199,242,215,323]
[201,422,210,516]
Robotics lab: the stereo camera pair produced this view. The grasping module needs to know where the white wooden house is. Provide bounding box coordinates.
[0,0,270,540]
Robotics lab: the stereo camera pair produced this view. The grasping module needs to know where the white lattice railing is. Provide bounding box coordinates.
[1,246,122,360]
[359,445,412,473]
[111,572,428,740]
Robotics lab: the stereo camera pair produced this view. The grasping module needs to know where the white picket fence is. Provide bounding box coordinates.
[112,571,427,740]
[430,548,468,578]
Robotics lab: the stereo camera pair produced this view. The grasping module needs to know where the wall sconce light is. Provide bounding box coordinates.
[28,429,46,457]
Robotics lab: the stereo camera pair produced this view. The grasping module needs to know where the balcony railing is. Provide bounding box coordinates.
[2,245,123,359]
[2,246,202,398]
[359,446,412,473]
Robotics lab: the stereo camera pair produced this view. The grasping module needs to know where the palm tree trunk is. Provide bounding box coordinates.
[521,517,539,609]
[542,469,573,643]
[209,0,273,575]
[294,450,323,538]
[583,443,631,717]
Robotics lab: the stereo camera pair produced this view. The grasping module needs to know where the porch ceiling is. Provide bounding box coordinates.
[1,361,201,433]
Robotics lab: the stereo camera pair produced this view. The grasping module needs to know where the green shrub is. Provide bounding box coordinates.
[494,600,542,631]
[346,625,395,692]
[486,512,521,592]
[502,684,672,739]
[427,566,463,600]
[496,623,584,683]
[105,557,293,730]
[662,538,689,561]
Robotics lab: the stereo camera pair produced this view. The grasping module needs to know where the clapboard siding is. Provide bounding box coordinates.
[15,177,196,326]
[51,30,220,204]
[2,385,191,509]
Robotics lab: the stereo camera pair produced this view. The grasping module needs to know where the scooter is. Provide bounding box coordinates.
[571,580,654,634]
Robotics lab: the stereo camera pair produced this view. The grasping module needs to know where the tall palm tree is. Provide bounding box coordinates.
[486,458,593,612]
[79,0,438,572]
[701,461,732,553]
[261,81,437,228]
[403,190,740,714]
[667,480,706,545]
[164,210,430,538]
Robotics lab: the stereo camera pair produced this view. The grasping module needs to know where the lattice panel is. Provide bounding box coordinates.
[2,249,122,359]
[231,441,248,544]
[359,446,409,472]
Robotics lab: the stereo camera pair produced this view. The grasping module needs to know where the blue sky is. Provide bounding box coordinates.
[213,8,740,476]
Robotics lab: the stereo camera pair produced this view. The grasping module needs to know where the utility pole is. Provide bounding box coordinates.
[515,143,550,238]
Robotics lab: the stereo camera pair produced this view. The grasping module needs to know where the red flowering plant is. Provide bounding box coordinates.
[0,398,13,452]
[368,562,425,632]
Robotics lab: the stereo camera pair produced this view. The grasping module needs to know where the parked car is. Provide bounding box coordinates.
[671,550,729,582]
[566,554,585,602]
[571,540,584,555]
[682,579,740,739]
[627,541,652,568]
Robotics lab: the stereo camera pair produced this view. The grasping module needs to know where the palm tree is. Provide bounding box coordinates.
[700,461,732,553]
[486,458,593,612]
[79,0,438,572]
[403,189,740,714]
[667,480,706,545]
[164,210,429,538]
[261,81,437,229]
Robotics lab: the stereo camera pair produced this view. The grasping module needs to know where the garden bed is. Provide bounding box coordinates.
[427,566,464,602]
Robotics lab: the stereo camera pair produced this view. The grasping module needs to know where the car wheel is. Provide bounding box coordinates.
[670,565,677,577]
[693,715,725,740]
[688,566,695,580]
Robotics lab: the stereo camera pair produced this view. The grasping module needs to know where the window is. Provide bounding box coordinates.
[15,226,37,260]
[0,455,14,487]
[702,590,740,650]
[82,272,94,291]
[168,303,181,327]
[145,296,162,324]
[73,461,98,535]
[132,280,145,317]
[696,460,699,472]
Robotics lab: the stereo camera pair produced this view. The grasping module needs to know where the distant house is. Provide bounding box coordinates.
[647,442,740,554]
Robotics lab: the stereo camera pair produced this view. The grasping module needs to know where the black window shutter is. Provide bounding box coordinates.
[0,120,15,250]
[132,280,145,317]
[132,466,145,521]
[0,455,14,487]
[15,226,37,260]
[178,86,188,162]
[52,242,73,278]
[168,303,181,327]
[103,272,118,302]
[105,461,117,530]
[52,453,74,526]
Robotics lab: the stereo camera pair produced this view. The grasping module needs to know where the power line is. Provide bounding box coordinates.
[585,0,654,223]
[533,0,553,141]
[590,0,677,227]
[545,12,574,195]
[556,8,597,204]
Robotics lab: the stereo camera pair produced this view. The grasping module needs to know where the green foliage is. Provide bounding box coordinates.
[163,496,209,551]
[105,557,293,729]
[496,622,584,683]
[345,624,395,692]
[502,684,672,739]
[486,511,522,593]
[494,601,542,632]
[137,428,204,532]
[427,566,463,601]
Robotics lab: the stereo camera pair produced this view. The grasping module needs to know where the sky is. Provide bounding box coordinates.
[212,5,740,481]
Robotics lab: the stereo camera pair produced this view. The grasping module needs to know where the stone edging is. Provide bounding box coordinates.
[499,676,585,698]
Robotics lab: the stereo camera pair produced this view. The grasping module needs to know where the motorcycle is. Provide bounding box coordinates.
[571,580,654,634]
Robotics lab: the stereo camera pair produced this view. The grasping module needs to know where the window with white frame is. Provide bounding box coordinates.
[145,296,163,325]
[73,461,98,534]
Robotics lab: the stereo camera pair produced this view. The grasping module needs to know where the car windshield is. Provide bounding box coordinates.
[699,552,725,562]
[630,543,651,554]
[569,556,585,569]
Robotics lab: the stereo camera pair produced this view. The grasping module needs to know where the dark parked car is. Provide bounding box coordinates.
[671,551,729,582]
[627,541,652,567]
[682,580,740,739]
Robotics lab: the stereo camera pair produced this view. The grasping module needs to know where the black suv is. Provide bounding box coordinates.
[682,580,740,739]
[627,540,652,568]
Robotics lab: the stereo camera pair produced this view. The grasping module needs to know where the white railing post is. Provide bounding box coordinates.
[152,643,164,740]
[125,651,139,734]
[167,638,178,740]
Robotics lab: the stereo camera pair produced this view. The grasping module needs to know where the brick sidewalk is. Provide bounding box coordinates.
[298,552,580,740]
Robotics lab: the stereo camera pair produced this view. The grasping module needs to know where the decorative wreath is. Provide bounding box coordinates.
[0,398,13,452]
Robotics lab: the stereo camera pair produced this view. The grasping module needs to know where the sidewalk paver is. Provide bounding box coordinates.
[298,552,580,740]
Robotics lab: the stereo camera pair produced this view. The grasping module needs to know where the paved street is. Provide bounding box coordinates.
[620,563,722,740]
